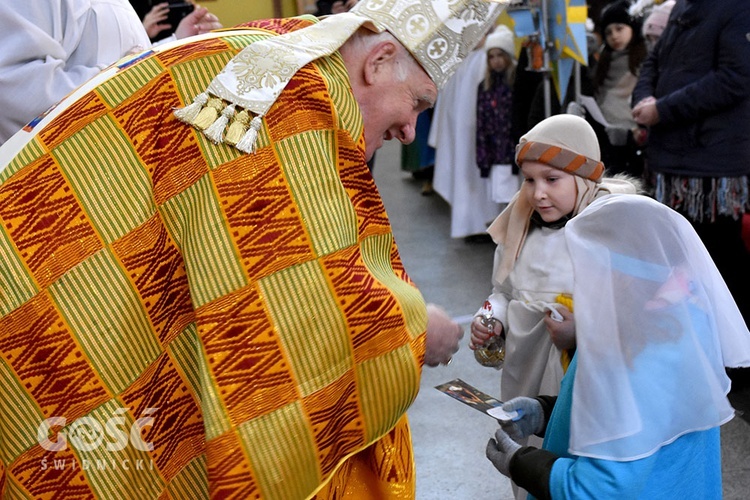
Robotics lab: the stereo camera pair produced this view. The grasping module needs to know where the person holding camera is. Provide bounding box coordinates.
[130,0,220,43]
[0,0,221,146]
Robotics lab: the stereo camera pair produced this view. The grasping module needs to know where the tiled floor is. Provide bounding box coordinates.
[372,140,750,499]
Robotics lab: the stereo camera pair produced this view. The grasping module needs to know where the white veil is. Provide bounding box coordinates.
[565,194,750,461]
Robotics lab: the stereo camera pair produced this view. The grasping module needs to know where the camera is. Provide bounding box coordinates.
[167,2,195,30]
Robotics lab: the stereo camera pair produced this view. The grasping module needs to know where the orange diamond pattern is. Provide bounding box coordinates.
[206,431,259,499]
[112,215,194,346]
[10,444,95,498]
[266,65,335,142]
[120,352,205,482]
[213,150,314,282]
[336,129,390,240]
[157,38,232,69]
[303,369,364,476]
[0,155,102,289]
[112,72,209,205]
[322,247,410,363]
[197,285,298,426]
[38,91,109,149]
[0,293,111,421]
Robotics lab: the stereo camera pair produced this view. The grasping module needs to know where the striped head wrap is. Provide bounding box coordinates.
[515,140,604,182]
[515,114,604,182]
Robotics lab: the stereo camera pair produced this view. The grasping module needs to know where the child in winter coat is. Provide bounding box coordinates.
[591,0,648,176]
[642,0,676,52]
[476,25,518,205]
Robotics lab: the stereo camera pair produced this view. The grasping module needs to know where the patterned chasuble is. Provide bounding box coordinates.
[0,17,426,499]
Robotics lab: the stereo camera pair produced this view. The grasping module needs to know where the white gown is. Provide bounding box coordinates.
[429,48,501,238]
[482,223,571,499]
[486,225,571,404]
[0,0,150,143]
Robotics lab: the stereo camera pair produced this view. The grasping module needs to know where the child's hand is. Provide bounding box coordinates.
[470,316,502,350]
[544,306,575,351]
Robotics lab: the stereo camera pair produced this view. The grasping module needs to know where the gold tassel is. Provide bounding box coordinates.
[225,109,250,146]
[236,115,263,153]
[204,104,235,144]
[192,97,224,130]
[173,92,209,124]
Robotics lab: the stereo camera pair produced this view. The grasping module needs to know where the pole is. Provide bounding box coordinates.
[541,0,551,117]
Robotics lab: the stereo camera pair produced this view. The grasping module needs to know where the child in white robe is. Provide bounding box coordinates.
[469,113,638,457]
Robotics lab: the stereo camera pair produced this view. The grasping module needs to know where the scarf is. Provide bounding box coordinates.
[488,176,638,284]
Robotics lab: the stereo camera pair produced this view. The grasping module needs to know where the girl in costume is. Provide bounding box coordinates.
[486,193,750,499]
[469,113,639,496]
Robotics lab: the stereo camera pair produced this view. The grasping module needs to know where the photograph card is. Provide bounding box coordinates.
[434,378,503,415]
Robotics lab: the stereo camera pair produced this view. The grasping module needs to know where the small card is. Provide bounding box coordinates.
[434,378,502,415]
[435,378,521,421]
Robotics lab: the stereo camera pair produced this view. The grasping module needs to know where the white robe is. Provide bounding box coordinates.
[0,0,150,144]
[429,48,501,238]
[480,224,572,500]
[485,225,571,403]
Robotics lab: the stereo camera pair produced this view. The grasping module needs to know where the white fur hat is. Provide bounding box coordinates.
[643,0,676,39]
[484,25,516,59]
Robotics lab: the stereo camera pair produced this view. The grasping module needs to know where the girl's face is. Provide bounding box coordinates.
[605,23,633,51]
[520,161,578,222]
[487,48,509,72]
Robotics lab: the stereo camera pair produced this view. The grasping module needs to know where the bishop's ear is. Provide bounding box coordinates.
[363,40,399,85]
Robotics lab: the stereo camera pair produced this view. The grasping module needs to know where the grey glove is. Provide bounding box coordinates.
[500,397,544,441]
[486,428,522,478]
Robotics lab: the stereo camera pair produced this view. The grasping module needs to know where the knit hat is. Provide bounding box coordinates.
[175,0,506,154]
[643,0,675,39]
[485,25,516,60]
[515,114,604,182]
[598,0,635,34]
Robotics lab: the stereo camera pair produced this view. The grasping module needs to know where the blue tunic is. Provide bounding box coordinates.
[542,355,722,499]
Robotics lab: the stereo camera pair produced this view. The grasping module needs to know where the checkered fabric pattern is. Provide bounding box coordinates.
[0,17,426,499]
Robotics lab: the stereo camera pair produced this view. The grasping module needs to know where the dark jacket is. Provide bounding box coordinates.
[632,0,750,177]
[476,74,514,177]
